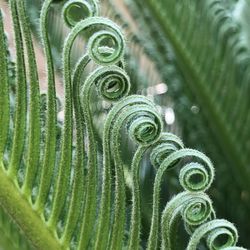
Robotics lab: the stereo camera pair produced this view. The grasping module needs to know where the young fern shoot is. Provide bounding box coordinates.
[0,0,247,249]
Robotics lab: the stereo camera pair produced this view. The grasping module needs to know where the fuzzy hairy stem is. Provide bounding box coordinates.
[61,55,90,246]
[0,10,10,163]
[147,149,214,249]
[161,191,214,249]
[8,0,27,179]
[187,219,239,249]
[95,95,162,249]
[35,0,57,213]
[0,166,60,250]
[110,101,162,249]
[48,18,74,231]
[17,0,41,198]
[128,133,184,249]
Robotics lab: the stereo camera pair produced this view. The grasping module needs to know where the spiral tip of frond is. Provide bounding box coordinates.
[87,24,125,66]
[63,0,99,27]
[182,194,213,227]
[161,191,214,249]
[106,95,163,146]
[187,219,239,250]
[128,107,163,146]
[85,65,131,102]
[179,162,212,192]
[150,133,184,169]
[128,114,162,146]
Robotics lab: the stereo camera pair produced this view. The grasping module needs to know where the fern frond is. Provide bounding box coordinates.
[127,0,250,192]
[0,0,247,249]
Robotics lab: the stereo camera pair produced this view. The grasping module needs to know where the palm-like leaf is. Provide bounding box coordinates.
[112,0,250,245]
[128,0,250,186]
[0,0,248,249]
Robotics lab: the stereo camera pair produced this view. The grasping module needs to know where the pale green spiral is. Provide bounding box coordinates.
[161,191,214,250]
[147,148,215,250]
[85,65,131,101]
[187,219,238,250]
[128,132,184,250]
[63,0,99,27]
[179,162,212,192]
[95,95,162,249]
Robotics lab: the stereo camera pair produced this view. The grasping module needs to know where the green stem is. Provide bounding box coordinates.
[8,0,27,180]
[128,146,146,250]
[0,166,61,250]
[187,219,238,250]
[95,95,161,249]
[48,23,74,231]
[0,10,10,163]
[17,0,41,198]
[35,0,57,213]
[110,106,162,249]
[95,96,146,249]
[78,65,130,249]
[77,67,99,249]
[128,133,184,249]
[161,191,213,250]
[61,55,90,246]
[48,16,124,230]
[147,149,214,250]
[0,207,30,250]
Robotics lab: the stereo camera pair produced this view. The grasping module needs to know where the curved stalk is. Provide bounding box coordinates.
[109,102,162,249]
[187,219,238,250]
[0,11,10,163]
[95,95,161,249]
[17,0,41,198]
[61,55,90,246]
[35,0,57,213]
[128,133,184,249]
[147,149,214,250]
[161,191,214,249]
[8,0,27,180]
[78,65,130,249]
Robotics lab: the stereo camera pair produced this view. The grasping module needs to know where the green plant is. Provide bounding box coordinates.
[0,0,247,249]
[110,0,250,246]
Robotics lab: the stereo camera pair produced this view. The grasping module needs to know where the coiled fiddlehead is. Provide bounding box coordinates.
[95,95,162,249]
[161,191,214,250]
[147,148,215,249]
[187,219,239,250]
[0,0,248,249]
[78,65,130,249]
[49,3,125,230]
[179,162,213,192]
[63,0,99,27]
[61,10,125,250]
[60,1,120,246]
[109,96,162,250]
[128,132,184,250]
